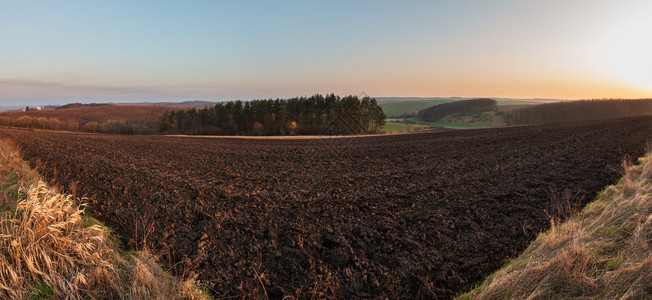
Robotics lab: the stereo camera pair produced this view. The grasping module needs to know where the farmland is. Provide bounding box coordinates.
[378,98,457,118]
[405,118,492,130]
[377,97,553,118]
[0,105,180,130]
[2,116,651,299]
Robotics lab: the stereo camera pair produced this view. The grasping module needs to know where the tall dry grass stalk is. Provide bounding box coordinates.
[0,138,210,299]
[0,183,116,298]
[0,138,39,210]
[459,152,652,299]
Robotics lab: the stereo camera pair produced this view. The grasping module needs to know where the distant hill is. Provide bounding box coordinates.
[0,106,22,112]
[377,97,559,118]
[505,99,652,125]
[119,100,219,108]
[0,105,181,129]
[379,99,458,118]
[57,103,114,109]
[417,98,498,122]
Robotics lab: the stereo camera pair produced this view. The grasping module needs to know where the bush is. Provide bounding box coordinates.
[13,116,33,128]
[82,121,100,133]
[35,117,48,129]
[138,125,154,135]
[0,116,11,126]
[66,121,79,131]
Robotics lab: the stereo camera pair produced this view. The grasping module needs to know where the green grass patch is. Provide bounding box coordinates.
[381,121,412,132]
[81,213,121,246]
[606,258,623,271]
[455,272,495,299]
[602,227,619,238]
[15,191,27,200]
[81,212,110,231]
[594,244,623,259]
[188,285,211,298]
[110,236,121,246]
[379,99,455,117]
[28,283,54,299]
[405,118,491,130]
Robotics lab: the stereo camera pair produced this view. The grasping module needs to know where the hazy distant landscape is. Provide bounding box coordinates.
[2,98,651,136]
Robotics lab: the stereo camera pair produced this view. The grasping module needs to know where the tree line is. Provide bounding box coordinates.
[0,116,79,132]
[0,115,153,135]
[160,94,386,135]
[504,99,652,125]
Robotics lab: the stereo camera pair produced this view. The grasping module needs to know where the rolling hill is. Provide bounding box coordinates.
[0,105,180,129]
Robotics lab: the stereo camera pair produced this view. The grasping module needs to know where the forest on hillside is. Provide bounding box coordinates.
[160,94,386,135]
[417,98,497,122]
[504,99,652,125]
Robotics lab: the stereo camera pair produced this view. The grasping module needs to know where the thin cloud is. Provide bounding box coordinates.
[0,78,233,95]
[0,79,154,94]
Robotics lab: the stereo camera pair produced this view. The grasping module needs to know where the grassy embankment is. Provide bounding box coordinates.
[381,121,413,132]
[0,138,211,299]
[406,118,492,130]
[458,151,652,299]
[381,121,436,133]
[382,118,492,132]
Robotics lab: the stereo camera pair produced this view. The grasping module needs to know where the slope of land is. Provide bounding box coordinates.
[0,138,209,299]
[379,98,457,118]
[505,99,652,125]
[118,100,219,108]
[381,99,539,131]
[417,98,497,122]
[377,97,554,119]
[2,116,650,299]
[383,105,527,132]
[459,151,652,299]
[0,105,180,129]
[389,99,652,132]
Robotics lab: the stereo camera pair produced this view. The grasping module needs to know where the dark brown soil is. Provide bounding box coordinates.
[2,116,651,299]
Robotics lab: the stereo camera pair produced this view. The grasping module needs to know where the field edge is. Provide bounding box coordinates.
[457,151,652,299]
[0,138,212,299]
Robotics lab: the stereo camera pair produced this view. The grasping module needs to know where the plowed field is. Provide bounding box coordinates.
[2,116,651,299]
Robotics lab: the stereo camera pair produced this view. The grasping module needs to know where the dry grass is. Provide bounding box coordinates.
[458,152,652,299]
[0,138,211,299]
[0,138,39,210]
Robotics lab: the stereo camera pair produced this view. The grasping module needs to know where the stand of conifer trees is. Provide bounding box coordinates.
[160,94,386,135]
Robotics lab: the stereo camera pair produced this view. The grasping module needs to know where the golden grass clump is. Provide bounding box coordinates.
[0,138,39,210]
[458,152,652,299]
[0,137,211,299]
[0,182,116,298]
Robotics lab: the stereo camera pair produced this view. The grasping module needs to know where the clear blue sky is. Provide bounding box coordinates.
[1,0,651,105]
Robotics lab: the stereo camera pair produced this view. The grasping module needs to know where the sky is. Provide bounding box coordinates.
[1,0,652,106]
